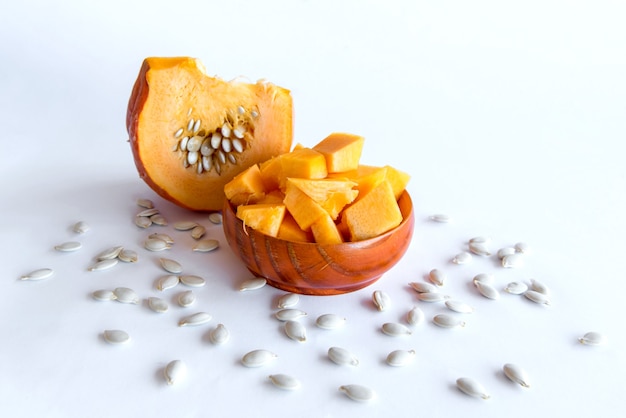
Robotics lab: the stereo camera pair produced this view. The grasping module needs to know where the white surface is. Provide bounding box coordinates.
[1,1,625,417]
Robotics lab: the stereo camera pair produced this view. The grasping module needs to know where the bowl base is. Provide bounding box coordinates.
[261,274,383,296]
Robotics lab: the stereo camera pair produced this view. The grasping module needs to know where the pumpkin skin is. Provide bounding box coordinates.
[126,57,293,211]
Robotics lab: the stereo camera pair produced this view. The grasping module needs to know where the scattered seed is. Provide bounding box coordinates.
[20,268,54,281]
[428,269,446,286]
[381,322,412,337]
[409,281,439,293]
[208,324,230,345]
[134,216,152,228]
[180,275,206,287]
[277,293,299,309]
[503,363,531,388]
[328,347,359,366]
[505,281,528,294]
[386,349,416,367]
[137,198,155,209]
[339,384,377,402]
[150,214,168,226]
[578,331,608,346]
[284,320,307,342]
[164,360,187,385]
[514,242,531,254]
[523,290,551,305]
[157,275,180,291]
[275,309,307,322]
[469,242,491,256]
[469,236,491,245]
[429,214,452,223]
[456,377,490,399]
[177,290,196,307]
[372,290,391,311]
[191,225,206,240]
[144,238,171,252]
[173,221,199,231]
[96,246,124,260]
[72,221,90,234]
[475,281,500,300]
[148,296,169,313]
[472,273,494,285]
[269,374,301,390]
[159,258,183,274]
[136,208,159,217]
[241,349,277,367]
[92,289,116,301]
[497,247,516,259]
[178,312,212,327]
[103,329,130,345]
[192,239,220,252]
[208,212,223,224]
[117,249,138,263]
[239,277,267,291]
[406,306,425,326]
[149,233,174,245]
[113,287,139,304]
[530,278,551,296]
[88,258,119,272]
[433,314,466,328]
[452,251,472,265]
[502,253,524,268]
[416,292,449,303]
[445,300,474,314]
[54,241,82,252]
[315,314,346,329]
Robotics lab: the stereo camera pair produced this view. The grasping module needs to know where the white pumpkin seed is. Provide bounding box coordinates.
[148,296,169,313]
[180,275,206,287]
[523,290,551,305]
[103,329,130,344]
[416,292,449,303]
[159,258,182,274]
[386,349,416,367]
[381,322,412,336]
[315,314,347,329]
[173,221,199,231]
[178,312,212,327]
[88,258,119,272]
[284,320,307,342]
[92,289,116,301]
[504,281,528,294]
[456,377,490,399]
[472,273,494,285]
[328,347,359,366]
[136,198,155,209]
[275,309,307,322]
[406,306,425,326]
[54,241,82,252]
[452,251,472,265]
[241,349,277,367]
[134,216,152,228]
[372,290,391,311]
[469,242,491,257]
[208,323,230,345]
[72,221,90,234]
[144,238,171,252]
[514,241,531,254]
[177,290,196,307]
[475,281,500,300]
[149,233,174,245]
[19,268,54,281]
[445,300,474,314]
[428,269,446,286]
[192,239,220,252]
[469,236,491,245]
[339,384,377,402]
[208,212,223,224]
[503,363,531,388]
[277,293,299,309]
[96,246,124,260]
[164,360,187,385]
[429,214,451,223]
[189,225,205,240]
[150,214,168,226]
[530,278,551,296]
[502,253,524,268]
[409,281,439,293]
[269,374,301,390]
[136,208,160,217]
[157,275,180,291]
[113,287,139,304]
[433,313,466,328]
[117,249,138,263]
[497,247,516,259]
[578,331,608,346]
[239,277,267,291]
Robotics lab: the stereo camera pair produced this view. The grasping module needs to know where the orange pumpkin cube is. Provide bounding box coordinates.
[224,164,266,205]
[310,212,344,244]
[279,148,328,182]
[313,132,365,173]
[278,212,314,243]
[259,155,283,191]
[286,177,358,220]
[283,180,328,231]
[236,203,286,237]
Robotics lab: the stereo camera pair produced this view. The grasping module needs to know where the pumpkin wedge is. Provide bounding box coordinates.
[126,57,293,211]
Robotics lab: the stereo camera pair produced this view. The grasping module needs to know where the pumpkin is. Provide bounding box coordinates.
[126,57,293,211]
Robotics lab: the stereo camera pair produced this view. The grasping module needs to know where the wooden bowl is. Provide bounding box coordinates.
[222,191,415,295]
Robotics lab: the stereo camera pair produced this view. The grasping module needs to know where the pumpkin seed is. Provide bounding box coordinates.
[514,241,531,254]
[469,236,491,245]
[339,384,377,402]
[180,275,206,287]
[505,281,528,294]
[429,214,451,223]
[530,278,551,296]
[92,289,116,301]
[173,221,199,231]
[269,374,301,390]
[416,292,449,303]
[103,329,130,344]
[208,212,223,224]
[502,253,524,268]
[433,313,466,328]
[72,221,90,234]
[284,320,307,342]
[523,290,551,305]
[475,281,500,300]
[578,331,608,346]
[428,269,446,286]
[150,214,168,226]
[177,290,196,307]
[277,293,299,309]
[445,300,474,314]
[164,360,187,385]
[159,258,182,274]
[54,241,82,252]
[137,198,155,209]
[241,349,277,367]
[503,363,530,388]
[497,247,516,259]
[456,377,490,399]
[275,309,307,322]
[239,277,267,291]
[381,322,412,337]
[386,349,416,367]
[208,323,230,345]
[134,216,152,228]
[406,306,425,326]
[117,249,138,263]
[136,208,160,217]
[328,347,359,366]
[113,287,139,304]
[315,314,346,329]
[149,233,174,245]
[192,239,220,252]
[472,273,494,285]
[190,225,206,240]
[178,312,212,327]
[469,242,491,257]
[144,238,171,251]
[452,251,472,265]
[88,258,119,272]
[148,296,169,313]
[19,268,54,281]
[409,281,439,293]
[96,246,124,260]
[157,275,180,291]
[372,290,391,311]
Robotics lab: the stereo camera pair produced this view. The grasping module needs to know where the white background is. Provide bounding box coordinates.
[1,1,625,417]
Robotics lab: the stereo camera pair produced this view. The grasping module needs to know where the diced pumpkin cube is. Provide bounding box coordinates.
[278,212,314,243]
[283,181,328,231]
[286,177,358,220]
[236,203,286,237]
[224,164,266,202]
[310,212,344,244]
[334,164,410,201]
[341,180,403,241]
[280,148,328,181]
[259,155,284,191]
[313,132,365,173]
[382,165,410,200]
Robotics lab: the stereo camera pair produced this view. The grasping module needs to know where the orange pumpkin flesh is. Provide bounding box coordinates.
[126,57,293,211]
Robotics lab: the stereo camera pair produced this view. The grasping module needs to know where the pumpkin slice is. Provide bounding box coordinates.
[312,132,365,173]
[126,57,293,211]
[279,148,328,186]
[236,203,286,237]
[283,180,328,231]
[223,164,266,206]
[278,212,314,243]
[286,177,358,220]
[310,212,344,244]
